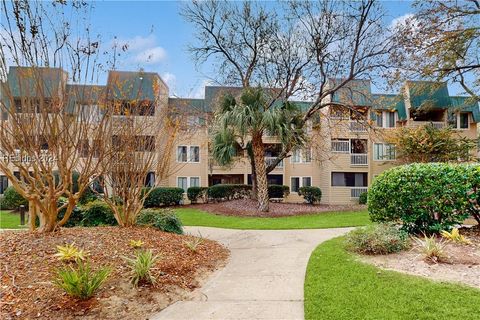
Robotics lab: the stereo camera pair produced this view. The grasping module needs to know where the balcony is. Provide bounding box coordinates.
[331,140,350,153]
[351,187,368,198]
[265,156,284,169]
[351,153,368,166]
[349,121,368,133]
[409,121,445,129]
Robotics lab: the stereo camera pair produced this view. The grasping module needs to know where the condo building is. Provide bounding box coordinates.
[1,67,479,204]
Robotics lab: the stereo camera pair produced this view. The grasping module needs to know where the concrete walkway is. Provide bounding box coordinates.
[151,226,352,320]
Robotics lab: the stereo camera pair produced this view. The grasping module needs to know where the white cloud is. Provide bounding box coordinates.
[190,79,213,99]
[161,72,177,95]
[133,46,167,64]
[389,13,414,30]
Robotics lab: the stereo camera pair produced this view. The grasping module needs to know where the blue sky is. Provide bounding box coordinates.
[85,1,416,98]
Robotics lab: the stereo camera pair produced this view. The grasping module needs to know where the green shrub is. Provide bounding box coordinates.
[53,260,110,300]
[368,163,480,234]
[345,223,410,255]
[81,200,117,226]
[137,208,183,234]
[57,197,83,227]
[123,249,160,287]
[144,187,184,207]
[79,187,98,205]
[207,184,251,201]
[358,192,368,205]
[187,187,208,203]
[268,185,290,198]
[0,187,28,210]
[298,186,322,204]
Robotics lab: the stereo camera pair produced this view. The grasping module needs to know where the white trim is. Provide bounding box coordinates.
[290,176,313,193]
[456,112,470,130]
[176,145,201,163]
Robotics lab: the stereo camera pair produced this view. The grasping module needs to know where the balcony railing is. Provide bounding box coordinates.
[351,187,368,198]
[331,140,350,153]
[410,121,445,129]
[349,121,368,132]
[351,153,368,166]
[265,156,284,169]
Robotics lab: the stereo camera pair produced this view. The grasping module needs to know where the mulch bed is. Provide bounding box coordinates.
[0,227,229,319]
[362,226,480,288]
[188,199,366,217]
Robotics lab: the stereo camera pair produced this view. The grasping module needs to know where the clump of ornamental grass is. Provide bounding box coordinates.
[414,234,447,264]
[53,260,110,300]
[124,249,160,287]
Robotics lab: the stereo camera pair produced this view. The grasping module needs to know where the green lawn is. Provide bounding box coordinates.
[305,237,480,320]
[0,210,28,229]
[175,208,370,230]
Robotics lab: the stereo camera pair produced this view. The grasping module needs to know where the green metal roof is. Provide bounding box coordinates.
[7,66,67,98]
[450,96,480,122]
[371,94,407,120]
[330,79,372,106]
[168,98,206,113]
[204,86,243,112]
[106,71,166,101]
[406,81,451,109]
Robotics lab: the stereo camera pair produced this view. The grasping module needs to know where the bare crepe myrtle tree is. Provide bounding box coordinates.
[183,0,392,211]
[390,0,479,102]
[97,74,183,227]
[0,0,115,232]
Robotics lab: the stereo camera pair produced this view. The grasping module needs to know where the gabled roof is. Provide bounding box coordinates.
[406,81,451,109]
[371,94,407,120]
[450,96,480,122]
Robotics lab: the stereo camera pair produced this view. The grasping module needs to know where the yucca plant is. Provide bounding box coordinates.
[183,237,204,253]
[53,260,110,300]
[124,249,160,287]
[54,243,87,263]
[440,228,471,245]
[129,239,145,249]
[414,235,447,264]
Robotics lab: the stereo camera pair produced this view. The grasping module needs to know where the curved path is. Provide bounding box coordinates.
[151,226,352,320]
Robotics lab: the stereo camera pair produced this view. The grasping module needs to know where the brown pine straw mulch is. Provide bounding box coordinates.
[0,227,229,319]
[187,198,366,217]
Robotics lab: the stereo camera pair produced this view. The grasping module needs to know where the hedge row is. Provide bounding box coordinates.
[143,187,184,207]
[368,163,480,234]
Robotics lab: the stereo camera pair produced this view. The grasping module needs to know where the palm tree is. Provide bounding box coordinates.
[211,88,307,212]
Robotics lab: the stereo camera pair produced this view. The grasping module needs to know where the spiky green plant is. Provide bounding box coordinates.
[183,236,204,253]
[440,228,471,245]
[53,260,110,300]
[124,249,160,287]
[54,243,87,263]
[414,235,447,264]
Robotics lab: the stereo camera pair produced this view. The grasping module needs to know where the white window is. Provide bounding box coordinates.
[177,145,200,163]
[190,177,200,187]
[455,113,469,130]
[331,139,350,153]
[373,143,396,161]
[177,176,200,192]
[290,176,312,193]
[375,111,397,128]
[177,177,188,192]
[291,148,312,163]
[190,146,200,162]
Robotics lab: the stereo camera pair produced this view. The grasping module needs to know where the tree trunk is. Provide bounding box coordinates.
[250,162,258,200]
[252,134,269,212]
[28,201,37,231]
